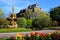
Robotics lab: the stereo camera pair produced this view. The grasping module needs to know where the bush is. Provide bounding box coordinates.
[32,14,50,30]
[26,19,32,29]
[0,18,9,28]
[50,20,58,27]
[17,18,27,28]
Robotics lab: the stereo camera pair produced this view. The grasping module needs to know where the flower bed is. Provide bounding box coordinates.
[1,30,60,40]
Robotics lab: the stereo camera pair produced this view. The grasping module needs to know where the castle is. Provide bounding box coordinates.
[16,4,42,19]
[20,4,41,13]
[7,4,41,28]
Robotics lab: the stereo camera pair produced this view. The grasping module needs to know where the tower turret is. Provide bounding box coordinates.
[7,6,18,28]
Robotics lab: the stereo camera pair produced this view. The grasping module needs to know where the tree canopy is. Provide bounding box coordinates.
[0,18,9,28]
[32,12,50,30]
[0,8,5,18]
[50,6,60,21]
[17,18,27,28]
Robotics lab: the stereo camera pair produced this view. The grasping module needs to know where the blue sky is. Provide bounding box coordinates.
[0,0,60,16]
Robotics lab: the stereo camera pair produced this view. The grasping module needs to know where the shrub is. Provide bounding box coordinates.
[17,18,27,28]
[26,19,32,29]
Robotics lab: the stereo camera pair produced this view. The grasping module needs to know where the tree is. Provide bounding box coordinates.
[49,6,60,25]
[0,18,9,28]
[17,18,27,28]
[0,8,5,18]
[32,12,50,30]
[50,20,58,27]
[26,19,32,29]
[50,6,60,21]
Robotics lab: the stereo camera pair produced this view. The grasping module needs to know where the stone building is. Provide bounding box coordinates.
[16,4,42,19]
[20,4,41,13]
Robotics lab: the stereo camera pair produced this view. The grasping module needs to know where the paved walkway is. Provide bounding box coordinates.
[0,30,57,38]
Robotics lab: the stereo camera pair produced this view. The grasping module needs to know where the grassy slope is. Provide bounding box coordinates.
[0,28,32,33]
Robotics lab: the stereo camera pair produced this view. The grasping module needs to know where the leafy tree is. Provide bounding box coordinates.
[26,19,32,29]
[50,20,58,27]
[50,6,60,21]
[0,8,8,28]
[0,18,9,28]
[32,12,50,30]
[17,18,27,28]
[0,8,5,18]
[49,6,60,25]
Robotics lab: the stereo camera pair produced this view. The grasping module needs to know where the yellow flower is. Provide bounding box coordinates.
[28,34,31,37]
[16,33,22,38]
[48,32,51,36]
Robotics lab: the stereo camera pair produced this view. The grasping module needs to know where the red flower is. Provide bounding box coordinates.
[39,33,43,37]
[34,32,38,35]
[30,32,38,36]
[33,32,39,36]
[53,32,57,36]
[57,34,60,37]
[39,33,46,37]
[42,33,46,37]
[30,32,33,35]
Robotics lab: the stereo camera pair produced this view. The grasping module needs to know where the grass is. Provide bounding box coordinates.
[0,38,6,40]
[0,28,32,33]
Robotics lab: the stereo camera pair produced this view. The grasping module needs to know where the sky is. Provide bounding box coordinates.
[0,0,60,16]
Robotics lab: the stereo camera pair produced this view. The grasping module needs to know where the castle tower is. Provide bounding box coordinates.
[7,6,18,28]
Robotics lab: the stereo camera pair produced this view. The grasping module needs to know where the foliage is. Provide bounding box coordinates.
[0,8,5,18]
[0,18,9,28]
[17,18,27,28]
[50,6,60,21]
[26,19,32,29]
[0,38,6,40]
[0,9,7,28]
[32,12,50,30]
[39,14,50,27]
[50,20,58,27]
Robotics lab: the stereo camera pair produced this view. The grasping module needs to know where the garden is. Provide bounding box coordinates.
[0,30,60,40]
[0,2,60,40]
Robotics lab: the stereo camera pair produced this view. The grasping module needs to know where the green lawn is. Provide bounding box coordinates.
[0,28,32,33]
